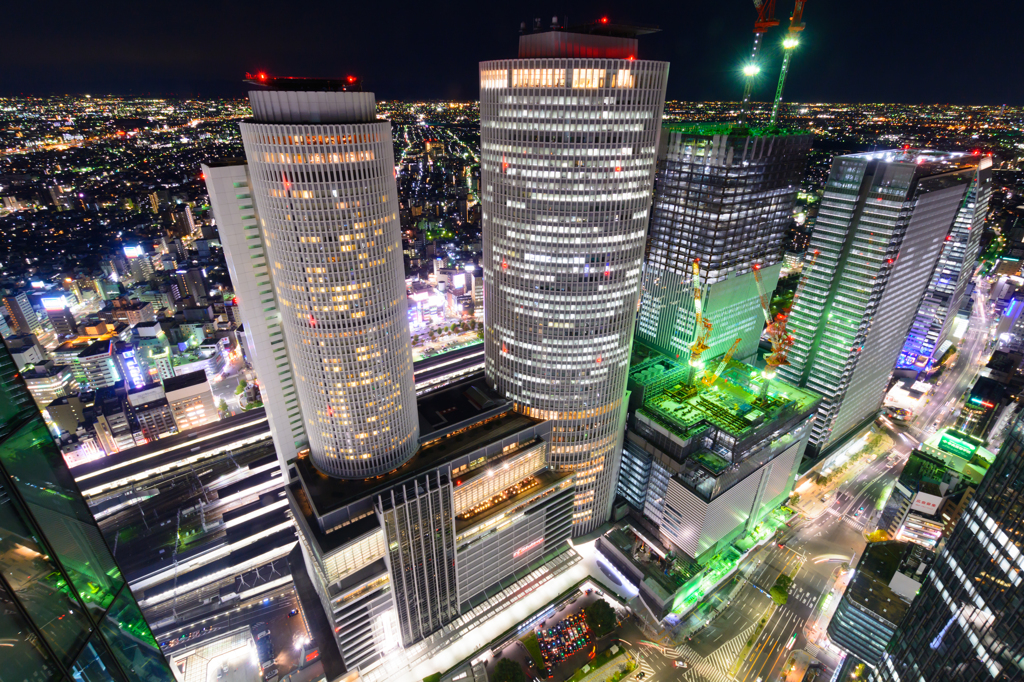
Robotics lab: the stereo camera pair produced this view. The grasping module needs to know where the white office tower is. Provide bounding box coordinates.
[897,156,992,369]
[638,125,812,363]
[780,150,987,459]
[216,76,419,478]
[480,20,669,533]
[204,159,309,469]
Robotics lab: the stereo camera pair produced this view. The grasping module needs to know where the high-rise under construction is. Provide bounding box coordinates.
[637,124,811,365]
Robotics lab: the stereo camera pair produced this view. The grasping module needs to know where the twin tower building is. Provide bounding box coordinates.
[203,20,989,679]
[205,24,673,676]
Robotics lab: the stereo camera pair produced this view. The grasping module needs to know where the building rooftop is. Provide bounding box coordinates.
[78,339,112,359]
[243,72,362,92]
[631,350,821,444]
[662,121,810,138]
[844,149,987,178]
[846,541,933,625]
[162,369,209,393]
[297,373,545,517]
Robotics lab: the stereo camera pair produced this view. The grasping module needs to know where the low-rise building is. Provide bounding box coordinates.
[164,370,217,431]
[22,360,78,409]
[827,541,934,669]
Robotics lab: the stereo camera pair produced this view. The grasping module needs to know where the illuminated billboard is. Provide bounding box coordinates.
[123,245,144,258]
[938,433,977,459]
[41,296,68,311]
[452,273,466,290]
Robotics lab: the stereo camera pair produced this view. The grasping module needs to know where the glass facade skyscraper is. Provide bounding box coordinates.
[872,410,1024,681]
[780,150,985,457]
[0,343,173,682]
[897,157,992,369]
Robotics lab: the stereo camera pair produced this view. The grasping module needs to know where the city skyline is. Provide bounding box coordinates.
[3,10,1024,682]
[2,1,1023,106]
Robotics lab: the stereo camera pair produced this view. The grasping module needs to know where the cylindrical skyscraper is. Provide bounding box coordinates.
[480,22,669,533]
[239,77,418,478]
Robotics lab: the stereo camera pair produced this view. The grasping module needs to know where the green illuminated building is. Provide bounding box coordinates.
[0,343,173,682]
[617,345,821,563]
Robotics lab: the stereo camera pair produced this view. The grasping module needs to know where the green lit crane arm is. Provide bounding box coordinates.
[769,0,808,128]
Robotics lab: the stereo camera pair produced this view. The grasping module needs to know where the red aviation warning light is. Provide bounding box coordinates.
[347,76,356,83]
[601,16,609,23]
[258,72,267,81]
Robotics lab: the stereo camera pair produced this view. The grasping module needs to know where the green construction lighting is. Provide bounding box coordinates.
[742,64,761,77]
[783,37,799,49]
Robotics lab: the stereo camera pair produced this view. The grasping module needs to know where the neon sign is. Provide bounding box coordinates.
[513,538,544,558]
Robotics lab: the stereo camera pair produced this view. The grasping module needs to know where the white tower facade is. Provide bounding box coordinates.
[480,26,669,533]
[238,82,418,478]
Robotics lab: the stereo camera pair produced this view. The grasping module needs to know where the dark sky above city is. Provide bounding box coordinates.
[5,0,1022,104]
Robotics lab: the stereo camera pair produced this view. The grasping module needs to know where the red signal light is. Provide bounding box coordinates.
[347,76,356,83]
[258,72,267,81]
[601,17,609,24]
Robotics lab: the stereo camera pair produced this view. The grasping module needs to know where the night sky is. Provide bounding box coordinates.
[4,0,1021,104]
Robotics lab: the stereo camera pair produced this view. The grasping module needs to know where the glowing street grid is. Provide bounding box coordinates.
[361,538,638,682]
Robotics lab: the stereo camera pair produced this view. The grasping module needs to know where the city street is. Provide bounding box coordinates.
[640,278,997,682]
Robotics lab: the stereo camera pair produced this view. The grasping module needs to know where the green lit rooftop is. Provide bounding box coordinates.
[630,351,821,444]
[661,120,809,138]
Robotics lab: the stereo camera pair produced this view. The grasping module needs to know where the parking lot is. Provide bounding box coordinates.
[488,590,622,682]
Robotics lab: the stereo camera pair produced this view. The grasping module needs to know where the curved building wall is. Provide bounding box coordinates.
[240,118,418,478]
[479,59,669,533]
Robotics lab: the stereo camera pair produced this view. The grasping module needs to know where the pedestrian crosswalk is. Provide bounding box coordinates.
[670,641,735,682]
[821,506,866,530]
[805,640,822,658]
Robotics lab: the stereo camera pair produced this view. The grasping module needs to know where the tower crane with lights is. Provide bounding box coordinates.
[703,338,743,387]
[739,0,780,124]
[688,259,714,376]
[769,0,808,128]
[752,250,819,394]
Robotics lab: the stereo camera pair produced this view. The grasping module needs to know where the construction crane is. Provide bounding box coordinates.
[703,337,743,387]
[769,0,808,128]
[739,0,780,124]
[689,259,714,373]
[752,251,819,393]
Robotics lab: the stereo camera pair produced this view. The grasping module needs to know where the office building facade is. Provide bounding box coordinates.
[0,342,173,682]
[638,125,812,363]
[4,292,44,336]
[235,78,419,479]
[288,378,574,676]
[873,411,1024,681]
[204,160,309,469]
[480,23,669,533]
[898,157,992,369]
[779,151,986,457]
